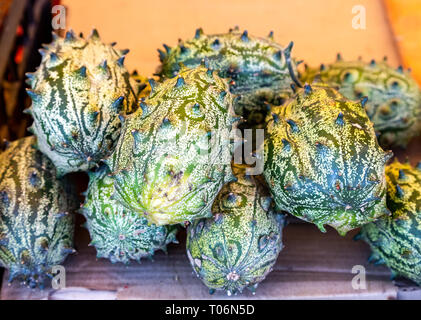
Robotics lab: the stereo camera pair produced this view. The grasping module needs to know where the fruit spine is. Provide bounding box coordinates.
[25,29,142,176]
[157,27,300,120]
[131,70,151,100]
[264,84,392,235]
[302,57,421,148]
[0,136,77,288]
[106,65,238,226]
[187,164,285,296]
[358,160,421,285]
[81,165,179,264]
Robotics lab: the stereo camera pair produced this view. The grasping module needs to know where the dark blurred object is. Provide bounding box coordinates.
[0,0,55,143]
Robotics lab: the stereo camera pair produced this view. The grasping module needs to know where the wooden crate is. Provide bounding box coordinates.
[0,0,54,142]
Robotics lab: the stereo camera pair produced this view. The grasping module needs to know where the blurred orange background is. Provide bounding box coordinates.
[61,0,420,82]
[385,0,421,84]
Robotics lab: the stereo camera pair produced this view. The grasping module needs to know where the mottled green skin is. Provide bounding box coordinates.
[359,161,421,285]
[81,165,178,264]
[186,164,285,295]
[106,66,237,226]
[26,30,140,176]
[0,136,76,288]
[303,59,421,148]
[157,28,298,124]
[264,85,391,236]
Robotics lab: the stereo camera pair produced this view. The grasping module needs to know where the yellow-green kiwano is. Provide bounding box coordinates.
[186,164,286,296]
[157,27,300,125]
[25,29,143,176]
[131,70,151,100]
[106,65,238,226]
[0,136,77,288]
[357,160,421,285]
[264,84,392,236]
[80,165,179,264]
[302,56,421,148]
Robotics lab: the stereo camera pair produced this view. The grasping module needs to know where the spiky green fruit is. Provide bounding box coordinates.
[303,57,421,148]
[157,27,299,124]
[25,29,140,176]
[0,136,77,288]
[106,66,237,226]
[264,84,391,236]
[359,160,421,285]
[186,164,285,296]
[81,165,178,264]
[131,70,151,100]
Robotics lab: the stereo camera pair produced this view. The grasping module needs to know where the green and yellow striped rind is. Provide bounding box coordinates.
[157,27,298,121]
[106,66,238,226]
[186,164,285,295]
[0,136,77,288]
[81,165,178,264]
[303,59,421,148]
[25,30,141,176]
[264,84,391,236]
[360,161,421,285]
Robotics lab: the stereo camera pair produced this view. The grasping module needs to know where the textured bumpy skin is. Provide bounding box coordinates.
[25,29,141,176]
[302,57,421,148]
[131,70,151,100]
[106,66,238,226]
[157,27,299,123]
[0,136,76,288]
[186,164,285,295]
[358,161,421,285]
[81,165,178,264]
[264,84,391,235]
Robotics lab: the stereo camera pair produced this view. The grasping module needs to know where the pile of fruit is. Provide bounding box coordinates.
[0,27,420,294]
